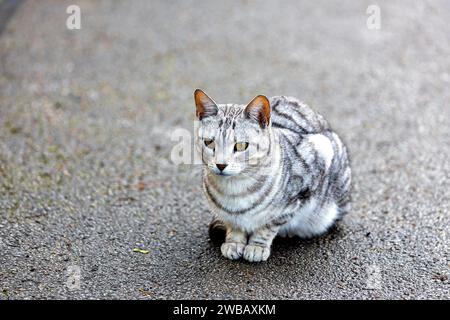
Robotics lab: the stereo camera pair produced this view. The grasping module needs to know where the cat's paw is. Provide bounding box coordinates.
[221,242,245,260]
[243,244,271,262]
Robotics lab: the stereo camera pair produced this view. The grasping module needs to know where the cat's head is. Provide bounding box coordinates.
[194,89,271,177]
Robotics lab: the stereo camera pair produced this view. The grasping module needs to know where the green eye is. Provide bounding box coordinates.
[234,142,249,152]
[204,139,215,149]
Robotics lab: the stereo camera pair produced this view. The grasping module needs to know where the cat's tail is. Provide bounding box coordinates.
[208,217,226,246]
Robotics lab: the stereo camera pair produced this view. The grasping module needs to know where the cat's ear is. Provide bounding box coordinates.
[244,95,271,128]
[194,89,218,120]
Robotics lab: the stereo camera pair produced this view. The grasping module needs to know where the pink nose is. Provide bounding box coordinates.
[216,164,227,171]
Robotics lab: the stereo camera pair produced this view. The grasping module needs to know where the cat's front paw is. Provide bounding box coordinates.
[243,244,271,262]
[221,242,245,260]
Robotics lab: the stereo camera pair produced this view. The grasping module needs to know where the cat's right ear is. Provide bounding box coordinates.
[244,95,271,128]
[194,89,218,120]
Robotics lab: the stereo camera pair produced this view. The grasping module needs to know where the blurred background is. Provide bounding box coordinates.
[0,0,449,299]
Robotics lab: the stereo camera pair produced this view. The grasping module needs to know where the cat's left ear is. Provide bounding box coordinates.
[244,95,271,128]
[194,89,218,120]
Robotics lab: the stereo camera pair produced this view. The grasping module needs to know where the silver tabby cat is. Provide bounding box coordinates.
[194,89,351,262]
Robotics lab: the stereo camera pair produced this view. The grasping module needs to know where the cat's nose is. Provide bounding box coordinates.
[216,164,228,172]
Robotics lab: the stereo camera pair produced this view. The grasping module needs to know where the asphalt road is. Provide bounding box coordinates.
[0,0,449,299]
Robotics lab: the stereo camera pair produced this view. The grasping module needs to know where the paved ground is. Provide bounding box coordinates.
[0,0,449,299]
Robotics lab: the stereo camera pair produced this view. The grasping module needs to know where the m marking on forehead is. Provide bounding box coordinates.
[222,117,233,129]
[219,105,244,130]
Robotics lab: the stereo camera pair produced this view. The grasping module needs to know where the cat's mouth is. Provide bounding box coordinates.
[208,163,242,177]
[213,170,233,177]
[210,167,236,177]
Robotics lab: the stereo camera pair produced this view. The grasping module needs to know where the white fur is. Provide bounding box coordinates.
[308,134,334,170]
[279,201,339,238]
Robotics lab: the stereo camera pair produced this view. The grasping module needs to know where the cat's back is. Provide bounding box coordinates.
[270,96,330,140]
[270,95,351,213]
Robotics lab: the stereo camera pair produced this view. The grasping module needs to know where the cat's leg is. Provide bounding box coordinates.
[220,226,248,260]
[244,225,280,262]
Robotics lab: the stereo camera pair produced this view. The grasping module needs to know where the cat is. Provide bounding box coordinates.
[194,89,351,262]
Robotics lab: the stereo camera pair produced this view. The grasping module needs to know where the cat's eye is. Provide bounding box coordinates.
[204,139,215,149]
[234,142,249,152]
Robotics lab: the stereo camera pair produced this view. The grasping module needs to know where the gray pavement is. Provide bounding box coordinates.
[0,0,449,299]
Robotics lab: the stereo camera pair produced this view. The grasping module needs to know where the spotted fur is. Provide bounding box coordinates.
[194,90,351,262]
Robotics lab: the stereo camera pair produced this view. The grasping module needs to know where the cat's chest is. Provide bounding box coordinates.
[203,173,295,231]
[204,176,268,212]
